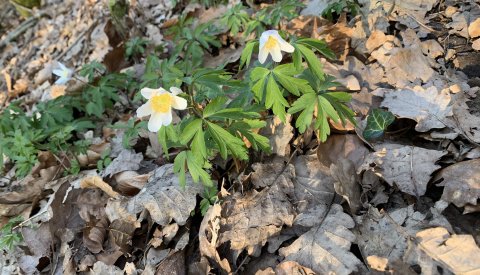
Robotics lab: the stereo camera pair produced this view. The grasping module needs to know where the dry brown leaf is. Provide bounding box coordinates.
[102,149,143,177]
[358,143,446,197]
[293,154,335,213]
[356,206,426,264]
[367,255,389,272]
[199,204,231,273]
[259,115,293,157]
[384,47,435,86]
[468,18,480,38]
[219,169,295,257]
[421,39,444,58]
[80,176,120,198]
[331,158,362,214]
[114,171,149,196]
[106,164,203,227]
[89,261,123,275]
[434,159,480,208]
[374,86,452,132]
[83,217,108,253]
[19,223,52,274]
[279,204,362,274]
[405,227,480,274]
[450,91,480,143]
[316,134,369,169]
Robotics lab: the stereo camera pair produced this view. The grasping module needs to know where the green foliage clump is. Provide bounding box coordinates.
[0,216,23,251]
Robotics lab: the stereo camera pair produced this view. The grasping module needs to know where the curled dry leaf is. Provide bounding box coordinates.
[373,86,452,132]
[405,227,480,274]
[199,204,231,273]
[106,164,203,227]
[259,115,294,157]
[434,159,480,209]
[279,204,362,275]
[80,176,120,198]
[83,217,108,253]
[114,171,149,196]
[358,143,446,197]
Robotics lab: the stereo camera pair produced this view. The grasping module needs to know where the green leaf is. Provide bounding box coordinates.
[273,64,314,96]
[296,44,325,81]
[297,38,336,60]
[180,118,203,145]
[240,41,258,69]
[203,97,228,118]
[288,92,317,133]
[206,122,248,160]
[363,109,395,140]
[266,75,289,122]
[186,151,212,186]
[191,128,207,160]
[173,151,187,187]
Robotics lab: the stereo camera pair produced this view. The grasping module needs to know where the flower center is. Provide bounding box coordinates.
[265,36,278,50]
[151,93,172,113]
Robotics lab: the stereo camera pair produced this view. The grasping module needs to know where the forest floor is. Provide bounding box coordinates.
[1,0,480,274]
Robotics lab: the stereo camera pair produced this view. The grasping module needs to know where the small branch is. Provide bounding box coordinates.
[0,11,46,49]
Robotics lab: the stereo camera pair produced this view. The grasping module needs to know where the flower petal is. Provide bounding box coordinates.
[142,88,168,99]
[54,77,68,85]
[271,45,283,62]
[279,40,295,53]
[170,87,183,95]
[148,113,163,132]
[136,102,153,117]
[259,47,269,64]
[52,69,63,76]
[161,111,173,126]
[172,95,187,110]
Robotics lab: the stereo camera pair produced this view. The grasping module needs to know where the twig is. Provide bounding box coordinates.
[0,11,46,49]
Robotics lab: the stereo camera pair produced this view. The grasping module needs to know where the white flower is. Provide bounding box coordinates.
[258,30,295,64]
[52,62,73,85]
[136,86,188,132]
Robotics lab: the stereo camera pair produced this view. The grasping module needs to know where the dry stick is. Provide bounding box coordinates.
[0,11,45,49]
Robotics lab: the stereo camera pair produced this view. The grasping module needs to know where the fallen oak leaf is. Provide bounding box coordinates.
[105,164,203,227]
[434,159,480,209]
[279,204,362,274]
[358,143,446,197]
[405,227,480,274]
[373,86,452,132]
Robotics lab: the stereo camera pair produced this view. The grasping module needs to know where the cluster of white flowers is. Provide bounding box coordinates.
[52,31,295,133]
[137,30,294,132]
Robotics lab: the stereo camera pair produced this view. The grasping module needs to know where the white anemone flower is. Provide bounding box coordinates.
[258,30,295,64]
[52,62,73,85]
[136,87,188,132]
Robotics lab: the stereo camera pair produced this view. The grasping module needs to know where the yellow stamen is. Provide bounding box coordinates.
[151,93,172,113]
[265,35,278,50]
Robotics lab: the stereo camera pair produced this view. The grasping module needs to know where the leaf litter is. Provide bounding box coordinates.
[1,0,480,274]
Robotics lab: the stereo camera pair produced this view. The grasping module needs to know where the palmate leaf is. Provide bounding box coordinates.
[288,91,356,142]
[363,109,395,140]
[206,121,248,160]
[240,41,258,69]
[272,64,314,96]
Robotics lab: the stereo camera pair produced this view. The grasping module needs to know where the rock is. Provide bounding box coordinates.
[445,6,457,18]
[468,18,480,38]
